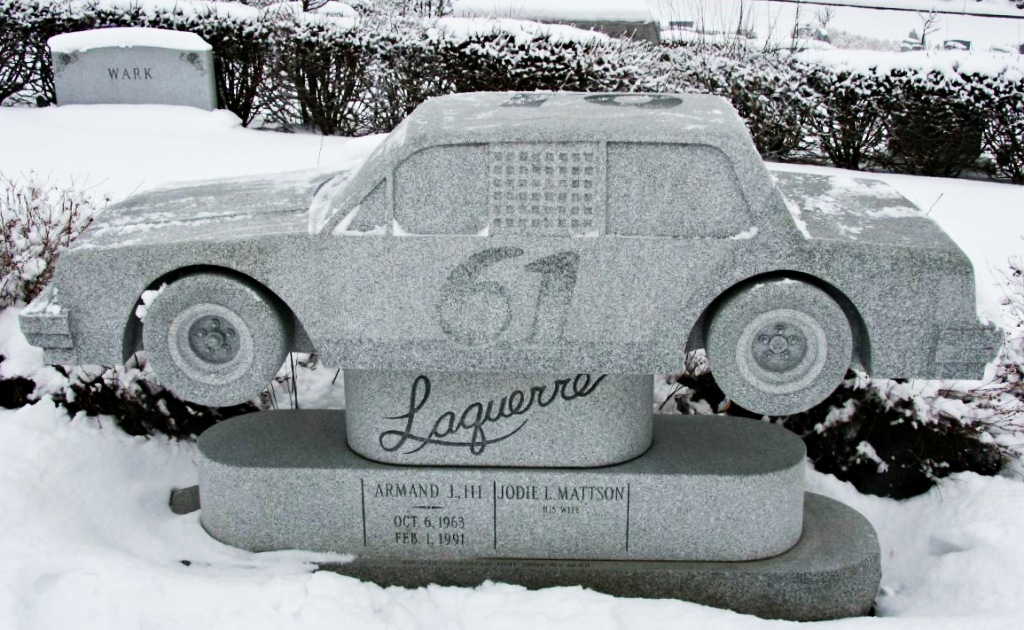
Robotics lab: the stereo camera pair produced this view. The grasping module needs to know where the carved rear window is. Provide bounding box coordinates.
[488,143,605,237]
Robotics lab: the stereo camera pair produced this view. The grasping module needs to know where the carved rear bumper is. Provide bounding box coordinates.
[19,286,78,365]
[931,323,1003,379]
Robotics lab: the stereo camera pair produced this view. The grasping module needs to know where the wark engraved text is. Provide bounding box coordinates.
[107,67,154,80]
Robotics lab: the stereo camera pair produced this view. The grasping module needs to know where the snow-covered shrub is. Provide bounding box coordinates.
[0,356,34,408]
[780,375,1005,499]
[666,45,816,161]
[977,73,1024,184]
[970,257,1024,450]
[0,4,38,103]
[272,17,376,135]
[666,355,1010,499]
[826,28,900,53]
[0,172,102,307]
[52,357,259,438]
[803,66,888,170]
[0,0,57,104]
[878,69,987,177]
[376,0,451,17]
[185,12,277,126]
[362,22,453,132]
[426,31,664,96]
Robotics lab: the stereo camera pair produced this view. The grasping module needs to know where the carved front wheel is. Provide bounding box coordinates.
[706,280,853,416]
[142,273,292,406]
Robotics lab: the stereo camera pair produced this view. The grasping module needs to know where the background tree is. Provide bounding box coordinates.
[917,10,940,46]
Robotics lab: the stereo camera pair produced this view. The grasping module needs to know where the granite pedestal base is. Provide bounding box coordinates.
[198,411,805,561]
[195,410,881,620]
[320,493,880,621]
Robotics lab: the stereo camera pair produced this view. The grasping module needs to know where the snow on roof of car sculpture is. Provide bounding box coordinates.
[20,92,1002,415]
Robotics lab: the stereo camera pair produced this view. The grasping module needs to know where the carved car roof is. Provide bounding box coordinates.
[315,92,779,234]
[405,92,756,145]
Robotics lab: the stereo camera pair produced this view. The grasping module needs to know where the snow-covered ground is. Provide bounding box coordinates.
[2,104,1024,628]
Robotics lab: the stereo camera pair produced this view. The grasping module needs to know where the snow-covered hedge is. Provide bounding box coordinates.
[666,44,1024,181]
[0,0,664,131]
[2,0,1023,181]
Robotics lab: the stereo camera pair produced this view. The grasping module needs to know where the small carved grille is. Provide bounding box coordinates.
[489,144,601,236]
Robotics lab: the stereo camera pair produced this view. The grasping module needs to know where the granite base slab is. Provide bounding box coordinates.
[197,411,805,561]
[320,493,880,622]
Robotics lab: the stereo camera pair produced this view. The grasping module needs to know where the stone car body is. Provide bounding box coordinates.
[20,92,1001,415]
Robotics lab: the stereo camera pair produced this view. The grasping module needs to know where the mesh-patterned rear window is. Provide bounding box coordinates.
[489,143,604,236]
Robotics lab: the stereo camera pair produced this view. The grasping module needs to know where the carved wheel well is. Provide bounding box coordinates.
[686,271,872,373]
[121,265,313,362]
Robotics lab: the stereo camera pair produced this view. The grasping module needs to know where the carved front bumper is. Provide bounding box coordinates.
[19,286,77,365]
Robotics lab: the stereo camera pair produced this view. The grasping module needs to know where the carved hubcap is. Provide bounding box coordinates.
[752,323,808,373]
[188,315,239,364]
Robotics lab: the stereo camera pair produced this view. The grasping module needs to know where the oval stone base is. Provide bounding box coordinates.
[344,370,653,467]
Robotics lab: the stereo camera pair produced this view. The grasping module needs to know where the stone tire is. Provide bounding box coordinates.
[142,273,292,407]
[706,280,853,417]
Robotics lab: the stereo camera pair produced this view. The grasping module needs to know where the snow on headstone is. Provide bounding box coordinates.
[48,28,217,110]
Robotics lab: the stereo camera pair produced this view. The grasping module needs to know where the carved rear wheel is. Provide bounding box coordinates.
[706,279,853,416]
[142,273,292,407]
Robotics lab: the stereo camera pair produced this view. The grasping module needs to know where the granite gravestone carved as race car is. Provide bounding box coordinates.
[20,92,1001,416]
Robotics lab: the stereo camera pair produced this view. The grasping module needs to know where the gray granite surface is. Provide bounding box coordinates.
[169,485,200,515]
[344,370,652,467]
[321,493,880,621]
[22,92,1000,413]
[707,278,854,416]
[197,411,806,562]
[49,29,217,109]
[141,272,293,406]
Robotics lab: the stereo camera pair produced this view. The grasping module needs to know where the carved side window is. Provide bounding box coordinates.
[393,145,489,235]
[606,144,751,238]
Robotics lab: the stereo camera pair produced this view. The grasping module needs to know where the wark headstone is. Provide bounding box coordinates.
[48,28,217,110]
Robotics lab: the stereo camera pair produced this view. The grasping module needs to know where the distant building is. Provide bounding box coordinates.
[556,19,660,43]
[452,0,660,44]
[943,39,972,51]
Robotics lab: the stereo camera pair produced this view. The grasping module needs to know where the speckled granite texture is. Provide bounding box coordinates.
[320,492,880,622]
[344,370,652,467]
[22,92,999,414]
[197,411,805,562]
[707,279,854,416]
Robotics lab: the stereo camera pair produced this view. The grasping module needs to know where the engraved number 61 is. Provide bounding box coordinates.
[438,248,580,346]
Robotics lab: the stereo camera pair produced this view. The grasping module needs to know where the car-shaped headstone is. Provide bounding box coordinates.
[20,92,1001,416]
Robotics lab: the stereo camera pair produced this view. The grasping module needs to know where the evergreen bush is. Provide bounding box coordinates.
[667,363,1011,499]
[977,73,1024,184]
[803,66,887,170]
[878,69,987,177]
